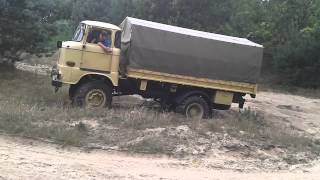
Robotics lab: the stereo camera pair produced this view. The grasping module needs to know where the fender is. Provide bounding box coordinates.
[174,90,211,105]
[76,73,115,87]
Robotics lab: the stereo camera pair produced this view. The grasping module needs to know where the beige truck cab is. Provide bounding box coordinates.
[52,18,263,119]
[52,21,122,88]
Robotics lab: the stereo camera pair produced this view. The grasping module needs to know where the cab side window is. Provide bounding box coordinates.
[86,29,100,44]
[114,31,121,49]
[87,28,112,47]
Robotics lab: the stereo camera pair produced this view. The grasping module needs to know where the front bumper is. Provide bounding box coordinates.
[51,66,62,88]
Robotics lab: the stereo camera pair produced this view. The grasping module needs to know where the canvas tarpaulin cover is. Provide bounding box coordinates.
[120,17,263,84]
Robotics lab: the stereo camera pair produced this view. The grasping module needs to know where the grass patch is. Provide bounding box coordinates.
[0,67,319,167]
[0,67,93,146]
[203,108,320,155]
[0,67,182,149]
[0,102,88,146]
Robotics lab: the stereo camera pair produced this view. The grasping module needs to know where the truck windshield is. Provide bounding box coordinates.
[72,24,85,42]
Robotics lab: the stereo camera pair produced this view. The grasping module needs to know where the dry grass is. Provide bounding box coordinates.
[0,66,319,164]
[202,109,320,154]
[0,68,89,146]
[0,67,181,148]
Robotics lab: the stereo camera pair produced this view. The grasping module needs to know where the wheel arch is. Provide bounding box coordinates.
[174,89,212,106]
[69,74,114,99]
[77,73,114,88]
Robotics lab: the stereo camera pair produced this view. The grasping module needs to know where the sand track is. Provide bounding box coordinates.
[0,135,319,180]
[2,63,320,179]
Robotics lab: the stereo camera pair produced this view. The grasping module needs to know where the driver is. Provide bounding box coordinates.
[97,31,112,53]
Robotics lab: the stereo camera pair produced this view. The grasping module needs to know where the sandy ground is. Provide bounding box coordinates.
[247,91,320,136]
[0,135,320,180]
[0,91,320,179]
[3,62,320,179]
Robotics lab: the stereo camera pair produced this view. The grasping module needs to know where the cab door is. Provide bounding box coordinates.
[80,29,113,74]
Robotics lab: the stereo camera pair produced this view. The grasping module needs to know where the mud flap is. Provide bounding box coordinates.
[239,98,246,109]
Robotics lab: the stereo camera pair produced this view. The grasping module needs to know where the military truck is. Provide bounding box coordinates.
[51,17,263,118]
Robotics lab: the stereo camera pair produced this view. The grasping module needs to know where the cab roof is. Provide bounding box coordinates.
[81,20,121,31]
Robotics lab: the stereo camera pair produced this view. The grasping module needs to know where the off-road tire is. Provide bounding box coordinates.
[176,96,211,119]
[72,81,112,108]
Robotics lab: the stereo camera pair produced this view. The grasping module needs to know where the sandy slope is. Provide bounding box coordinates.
[247,92,320,136]
[0,135,319,180]
[1,64,320,180]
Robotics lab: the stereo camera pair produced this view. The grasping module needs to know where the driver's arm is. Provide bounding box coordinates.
[98,42,112,53]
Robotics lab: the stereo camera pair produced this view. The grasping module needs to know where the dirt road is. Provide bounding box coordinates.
[0,135,319,180]
[247,91,320,136]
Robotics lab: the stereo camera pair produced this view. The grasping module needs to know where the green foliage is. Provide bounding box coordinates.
[44,20,74,51]
[269,0,320,88]
[0,0,72,55]
[1,0,320,87]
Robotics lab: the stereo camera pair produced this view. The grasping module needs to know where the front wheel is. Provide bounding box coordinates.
[176,96,211,119]
[72,81,113,108]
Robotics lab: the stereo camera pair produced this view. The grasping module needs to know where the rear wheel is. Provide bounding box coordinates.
[176,96,210,119]
[72,81,112,108]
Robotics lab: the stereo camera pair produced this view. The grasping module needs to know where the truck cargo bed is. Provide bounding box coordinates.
[127,68,258,95]
[120,17,264,86]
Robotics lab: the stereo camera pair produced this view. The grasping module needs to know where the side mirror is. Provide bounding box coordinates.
[57,41,63,49]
